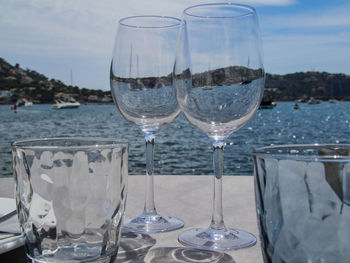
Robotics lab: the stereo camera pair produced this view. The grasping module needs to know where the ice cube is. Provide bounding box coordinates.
[343,164,350,205]
[273,228,309,263]
[263,158,283,245]
[338,204,350,259]
[278,160,309,227]
[293,215,340,260]
[305,162,342,220]
[319,148,349,202]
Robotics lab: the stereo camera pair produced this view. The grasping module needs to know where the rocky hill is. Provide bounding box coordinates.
[265,71,350,101]
[1,57,349,104]
[0,58,111,105]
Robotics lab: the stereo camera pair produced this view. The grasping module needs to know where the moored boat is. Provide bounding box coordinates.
[259,100,276,109]
[307,97,321,104]
[52,99,80,109]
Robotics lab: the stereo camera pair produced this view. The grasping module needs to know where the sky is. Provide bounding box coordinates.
[0,0,349,91]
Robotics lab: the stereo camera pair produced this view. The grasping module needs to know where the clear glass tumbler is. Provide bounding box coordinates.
[253,144,350,263]
[12,137,128,263]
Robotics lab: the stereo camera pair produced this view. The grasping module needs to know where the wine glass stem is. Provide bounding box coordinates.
[143,133,157,215]
[209,140,227,233]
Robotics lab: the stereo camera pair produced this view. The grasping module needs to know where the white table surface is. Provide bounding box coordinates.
[0,175,263,262]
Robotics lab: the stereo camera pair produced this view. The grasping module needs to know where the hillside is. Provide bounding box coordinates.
[0,58,111,105]
[265,71,350,101]
[1,57,350,104]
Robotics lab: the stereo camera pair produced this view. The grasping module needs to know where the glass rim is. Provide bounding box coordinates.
[119,15,181,29]
[12,137,128,151]
[253,143,350,160]
[183,2,256,19]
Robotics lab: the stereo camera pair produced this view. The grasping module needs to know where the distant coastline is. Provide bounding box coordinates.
[1,57,349,105]
[265,71,350,102]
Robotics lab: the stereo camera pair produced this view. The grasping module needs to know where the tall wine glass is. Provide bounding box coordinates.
[110,16,184,233]
[174,3,264,250]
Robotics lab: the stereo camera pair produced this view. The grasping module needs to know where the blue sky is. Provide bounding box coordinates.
[0,0,349,91]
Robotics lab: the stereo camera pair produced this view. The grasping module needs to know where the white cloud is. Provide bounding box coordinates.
[0,0,294,89]
[0,0,296,58]
[2,0,350,90]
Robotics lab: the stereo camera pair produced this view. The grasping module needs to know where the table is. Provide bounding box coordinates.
[0,175,263,262]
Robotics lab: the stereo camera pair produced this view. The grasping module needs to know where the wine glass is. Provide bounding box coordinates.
[174,3,264,250]
[110,15,184,233]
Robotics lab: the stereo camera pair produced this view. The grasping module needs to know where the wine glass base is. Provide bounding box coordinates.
[178,228,256,251]
[123,214,184,234]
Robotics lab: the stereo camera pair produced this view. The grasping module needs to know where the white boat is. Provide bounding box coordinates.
[307,97,321,104]
[16,98,33,107]
[52,100,80,109]
[328,99,338,103]
[24,101,33,107]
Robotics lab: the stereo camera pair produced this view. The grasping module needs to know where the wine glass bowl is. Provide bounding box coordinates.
[174,3,264,250]
[111,16,181,134]
[176,75,264,140]
[110,15,184,233]
[174,3,264,141]
[110,75,180,133]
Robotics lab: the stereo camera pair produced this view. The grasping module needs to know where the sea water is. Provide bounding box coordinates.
[1,101,349,177]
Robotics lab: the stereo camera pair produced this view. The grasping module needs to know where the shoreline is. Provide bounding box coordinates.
[1,99,349,106]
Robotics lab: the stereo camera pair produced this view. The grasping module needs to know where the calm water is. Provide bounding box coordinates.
[1,102,349,177]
